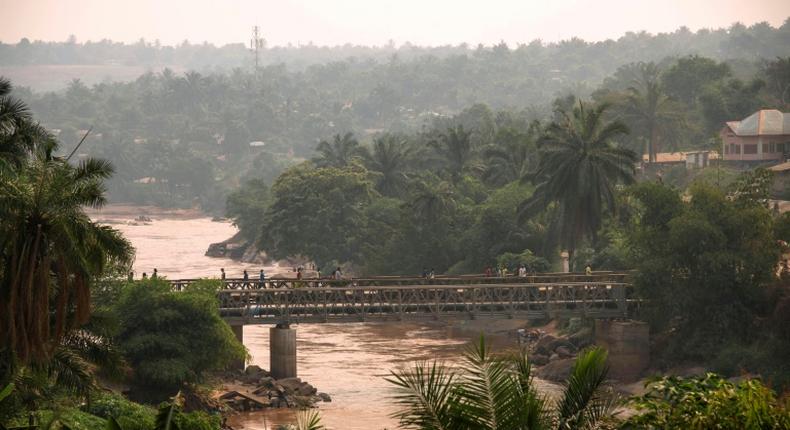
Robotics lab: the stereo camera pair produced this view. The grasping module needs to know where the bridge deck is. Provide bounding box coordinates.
[215,281,633,325]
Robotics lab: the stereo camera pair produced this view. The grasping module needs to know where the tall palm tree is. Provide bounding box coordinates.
[482,125,538,186]
[364,134,414,197]
[520,101,637,268]
[313,132,366,168]
[0,77,54,171]
[619,63,686,163]
[428,125,481,183]
[387,336,617,430]
[0,131,133,367]
[407,180,456,224]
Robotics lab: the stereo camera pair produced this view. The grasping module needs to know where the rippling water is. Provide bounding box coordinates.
[94,208,559,429]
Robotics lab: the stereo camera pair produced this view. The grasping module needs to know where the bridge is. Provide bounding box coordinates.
[168,272,636,378]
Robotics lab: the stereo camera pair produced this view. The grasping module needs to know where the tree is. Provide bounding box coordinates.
[623,374,790,429]
[619,63,686,162]
[387,336,617,430]
[662,55,731,105]
[520,101,637,268]
[428,125,480,184]
[761,56,790,107]
[312,132,365,168]
[225,178,270,241]
[482,125,537,187]
[114,279,246,394]
[364,134,414,197]
[0,79,133,369]
[626,181,779,362]
[259,164,373,268]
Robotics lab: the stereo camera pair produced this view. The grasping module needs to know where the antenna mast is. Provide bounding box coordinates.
[250,25,265,69]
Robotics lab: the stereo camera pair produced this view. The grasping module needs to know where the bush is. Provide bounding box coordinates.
[85,392,156,430]
[623,373,790,429]
[114,280,247,394]
[496,249,551,273]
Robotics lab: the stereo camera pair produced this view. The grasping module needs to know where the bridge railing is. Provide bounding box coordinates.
[216,281,634,324]
[169,272,630,291]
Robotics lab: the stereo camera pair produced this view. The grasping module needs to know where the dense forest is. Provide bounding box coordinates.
[6,21,790,213]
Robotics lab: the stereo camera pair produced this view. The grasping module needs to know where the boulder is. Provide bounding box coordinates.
[317,392,332,402]
[546,338,575,353]
[556,346,573,358]
[549,353,559,362]
[296,382,317,396]
[277,377,303,394]
[531,354,550,366]
[533,335,557,355]
[568,327,593,349]
[536,358,575,383]
[257,376,275,388]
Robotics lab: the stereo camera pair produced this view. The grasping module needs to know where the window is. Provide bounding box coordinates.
[735,145,741,155]
[762,143,770,153]
[744,144,757,154]
[770,143,776,153]
[724,145,730,154]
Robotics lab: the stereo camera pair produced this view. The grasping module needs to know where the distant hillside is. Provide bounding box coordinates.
[1,19,788,91]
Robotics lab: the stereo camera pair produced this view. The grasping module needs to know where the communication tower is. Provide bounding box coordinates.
[250,26,265,69]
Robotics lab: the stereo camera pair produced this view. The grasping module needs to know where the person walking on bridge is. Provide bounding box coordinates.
[152,268,158,279]
[333,267,343,280]
[259,269,266,289]
[220,267,226,280]
[243,270,249,289]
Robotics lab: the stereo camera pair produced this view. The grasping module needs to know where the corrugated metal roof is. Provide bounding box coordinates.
[727,110,790,136]
[768,161,790,172]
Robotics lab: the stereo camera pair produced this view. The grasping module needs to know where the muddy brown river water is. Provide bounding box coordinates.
[94,209,559,429]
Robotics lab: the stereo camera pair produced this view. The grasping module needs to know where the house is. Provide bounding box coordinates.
[640,151,718,169]
[720,109,790,163]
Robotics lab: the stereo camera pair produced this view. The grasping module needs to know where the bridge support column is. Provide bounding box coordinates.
[594,319,649,382]
[270,324,297,379]
[230,324,245,371]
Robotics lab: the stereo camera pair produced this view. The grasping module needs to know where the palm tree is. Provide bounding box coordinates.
[428,125,481,183]
[482,125,538,186]
[0,138,133,367]
[619,63,686,163]
[313,132,366,168]
[364,134,414,197]
[407,180,456,224]
[0,77,55,170]
[520,101,637,269]
[387,336,617,430]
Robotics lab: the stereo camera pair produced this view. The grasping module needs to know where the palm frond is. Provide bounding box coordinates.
[556,347,619,430]
[387,361,458,430]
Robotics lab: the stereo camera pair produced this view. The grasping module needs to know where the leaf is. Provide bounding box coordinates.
[106,417,124,430]
[0,383,14,403]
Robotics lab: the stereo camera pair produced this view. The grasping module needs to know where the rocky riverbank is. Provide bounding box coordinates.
[517,319,596,383]
[217,366,331,413]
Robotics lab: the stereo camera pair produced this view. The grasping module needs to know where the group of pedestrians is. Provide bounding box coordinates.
[128,268,158,281]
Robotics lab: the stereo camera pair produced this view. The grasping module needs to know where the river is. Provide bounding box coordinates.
[92,207,560,429]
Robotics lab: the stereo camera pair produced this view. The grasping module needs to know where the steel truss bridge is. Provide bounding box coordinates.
[168,272,634,325]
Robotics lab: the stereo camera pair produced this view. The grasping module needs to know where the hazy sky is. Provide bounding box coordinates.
[2,0,789,47]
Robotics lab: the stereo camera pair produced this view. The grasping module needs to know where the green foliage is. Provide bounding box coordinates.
[627,182,779,361]
[225,178,270,241]
[622,374,790,429]
[86,392,156,430]
[114,280,246,392]
[495,250,550,273]
[260,163,374,269]
[521,101,637,266]
[387,336,616,430]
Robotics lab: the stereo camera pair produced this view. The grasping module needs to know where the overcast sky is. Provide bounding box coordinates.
[2,0,788,47]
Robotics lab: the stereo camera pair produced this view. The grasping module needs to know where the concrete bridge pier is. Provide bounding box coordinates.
[594,319,649,382]
[230,324,245,370]
[270,323,297,379]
